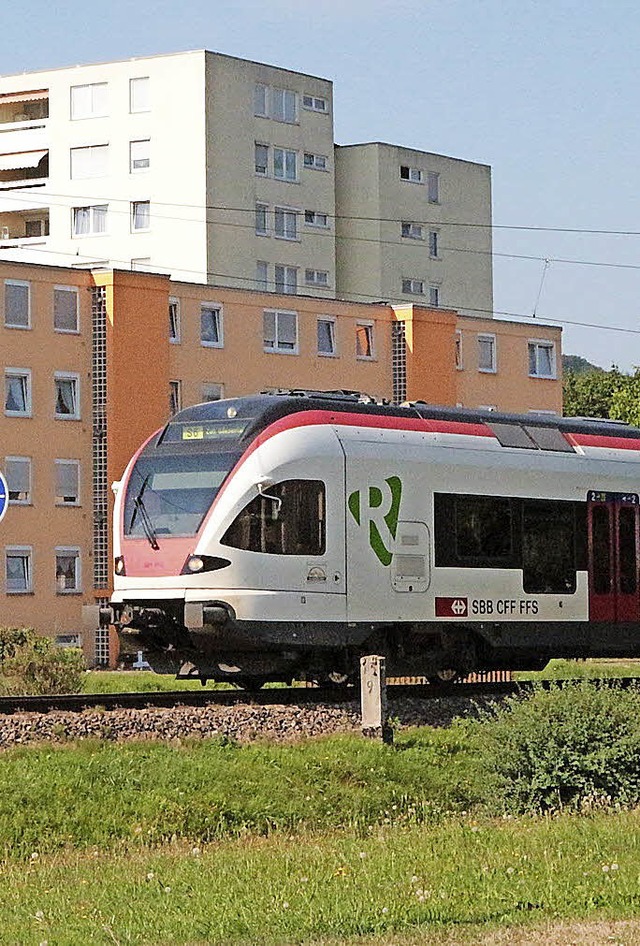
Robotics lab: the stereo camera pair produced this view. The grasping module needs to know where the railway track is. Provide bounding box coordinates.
[0,677,638,715]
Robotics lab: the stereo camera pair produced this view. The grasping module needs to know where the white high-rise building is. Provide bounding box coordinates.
[0,50,492,314]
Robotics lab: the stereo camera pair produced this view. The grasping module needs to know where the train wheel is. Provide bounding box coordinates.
[428,668,460,686]
[233,676,268,692]
[314,671,354,687]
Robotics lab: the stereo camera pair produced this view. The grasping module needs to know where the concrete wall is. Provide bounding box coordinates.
[335,143,493,316]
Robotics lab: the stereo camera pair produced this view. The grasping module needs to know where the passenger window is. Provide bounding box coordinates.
[221,480,325,555]
[454,495,513,564]
[522,500,577,593]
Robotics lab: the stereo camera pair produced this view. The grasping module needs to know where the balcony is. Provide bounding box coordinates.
[0,150,48,190]
[0,209,50,245]
[0,90,49,127]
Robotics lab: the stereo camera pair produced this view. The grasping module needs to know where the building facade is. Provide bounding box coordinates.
[0,259,561,659]
[335,143,493,315]
[0,51,492,313]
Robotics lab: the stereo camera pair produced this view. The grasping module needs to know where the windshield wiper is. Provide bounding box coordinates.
[130,476,160,550]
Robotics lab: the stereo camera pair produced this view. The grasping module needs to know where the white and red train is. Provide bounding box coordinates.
[108,390,640,686]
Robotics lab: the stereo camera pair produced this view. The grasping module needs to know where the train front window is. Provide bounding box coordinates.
[221,480,325,555]
[124,452,237,538]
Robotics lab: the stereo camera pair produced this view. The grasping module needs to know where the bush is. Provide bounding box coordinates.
[472,682,640,814]
[0,626,85,695]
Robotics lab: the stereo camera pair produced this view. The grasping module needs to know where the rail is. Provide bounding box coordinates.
[0,676,637,716]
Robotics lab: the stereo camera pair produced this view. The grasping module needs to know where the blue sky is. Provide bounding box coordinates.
[3,0,640,370]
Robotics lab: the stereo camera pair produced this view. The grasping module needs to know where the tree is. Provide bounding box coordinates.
[563,366,640,425]
[563,367,626,419]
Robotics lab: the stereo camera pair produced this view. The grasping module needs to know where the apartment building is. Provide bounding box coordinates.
[0,51,492,315]
[0,258,561,660]
[0,50,336,294]
[335,143,493,314]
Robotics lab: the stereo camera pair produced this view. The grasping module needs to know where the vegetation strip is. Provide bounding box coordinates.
[2,814,639,945]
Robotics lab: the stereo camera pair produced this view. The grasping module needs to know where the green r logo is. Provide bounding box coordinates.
[347,476,403,566]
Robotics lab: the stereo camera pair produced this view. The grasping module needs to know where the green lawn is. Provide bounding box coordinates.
[3,812,640,945]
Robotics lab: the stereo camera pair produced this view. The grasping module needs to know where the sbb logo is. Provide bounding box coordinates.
[435,597,468,618]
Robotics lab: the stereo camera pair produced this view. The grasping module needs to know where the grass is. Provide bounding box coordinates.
[515,658,640,682]
[0,730,476,857]
[3,811,640,945]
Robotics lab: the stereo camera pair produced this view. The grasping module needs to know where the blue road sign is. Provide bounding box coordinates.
[0,471,8,523]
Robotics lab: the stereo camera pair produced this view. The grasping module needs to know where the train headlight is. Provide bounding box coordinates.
[180,554,232,575]
[114,556,126,576]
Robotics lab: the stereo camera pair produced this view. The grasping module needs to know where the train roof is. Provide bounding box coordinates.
[164,389,640,442]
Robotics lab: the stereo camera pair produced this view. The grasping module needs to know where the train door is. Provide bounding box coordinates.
[588,491,640,622]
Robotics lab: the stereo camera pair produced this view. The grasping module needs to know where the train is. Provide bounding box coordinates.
[107,389,640,687]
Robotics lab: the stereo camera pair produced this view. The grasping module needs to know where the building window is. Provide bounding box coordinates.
[5,369,31,416]
[5,457,31,504]
[70,83,108,120]
[72,204,107,236]
[303,94,328,112]
[274,207,298,240]
[264,309,298,353]
[428,231,439,258]
[356,322,375,359]
[305,210,329,228]
[254,83,268,117]
[455,330,463,370]
[401,222,423,240]
[255,143,269,176]
[169,380,182,416]
[303,152,327,171]
[400,165,422,183]
[429,285,440,307]
[256,261,269,291]
[6,547,32,594]
[130,139,150,172]
[201,382,224,402]
[427,171,440,203]
[402,278,424,295]
[55,547,81,594]
[274,148,297,181]
[131,200,150,231]
[478,334,497,373]
[25,218,48,238]
[200,304,223,347]
[129,77,150,113]
[169,297,180,343]
[4,280,30,329]
[529,341,556,378]
[53,287,79,333]
[54,372,80,419]
[55,459,80,505]
[70,144,108,179]
[271,88,297,123]
[255,203,269,236]
[274,265,297,294]
[317,317,336,356]
[305,269,329,287]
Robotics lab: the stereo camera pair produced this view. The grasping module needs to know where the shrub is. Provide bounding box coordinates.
[0,626,85,695]
[472,682,640,814]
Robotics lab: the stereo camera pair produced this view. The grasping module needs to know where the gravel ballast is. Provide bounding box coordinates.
[0,695,500,747]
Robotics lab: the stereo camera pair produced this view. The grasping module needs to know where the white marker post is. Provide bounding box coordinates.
[360,654,393,744]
